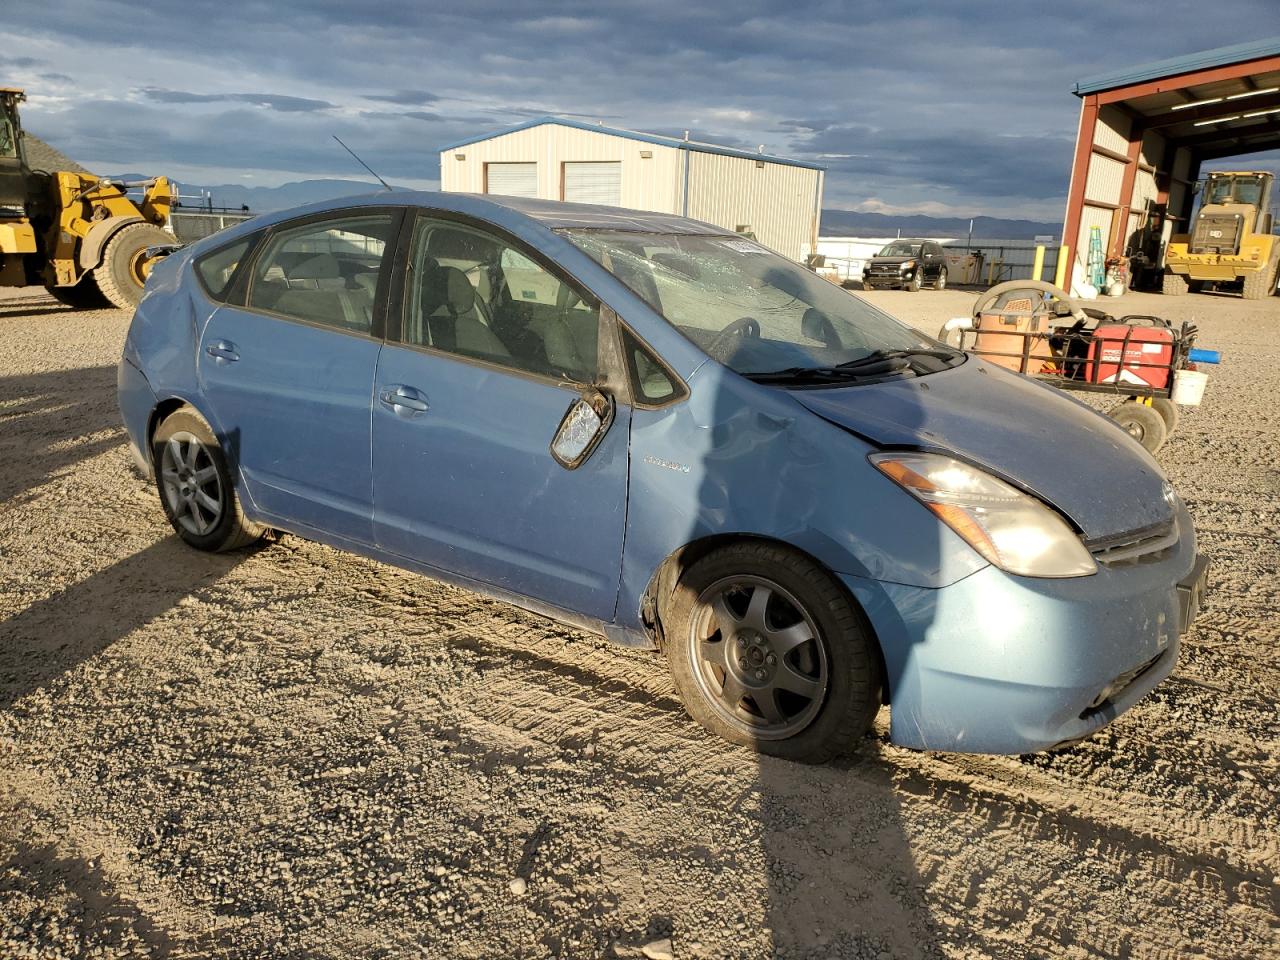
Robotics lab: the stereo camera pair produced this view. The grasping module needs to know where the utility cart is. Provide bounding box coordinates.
[938,280,1219,453]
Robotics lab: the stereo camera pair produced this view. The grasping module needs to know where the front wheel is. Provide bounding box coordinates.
[664,542,883,763]
[153,409,265,552]
[94,222,175,310]
[905,271,921,292]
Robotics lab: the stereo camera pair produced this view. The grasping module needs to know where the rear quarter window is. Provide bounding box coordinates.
[194,234,259,302]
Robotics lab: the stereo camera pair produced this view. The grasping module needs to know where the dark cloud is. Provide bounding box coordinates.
[8,0,1280,215]
[365,90,440,105]
[0,55,44,69]
[138,87,334,112]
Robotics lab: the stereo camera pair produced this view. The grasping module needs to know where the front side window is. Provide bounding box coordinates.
[247,213,396,334]
[403,216,600,383]
[0,119,16,159]
[565,231,944,377]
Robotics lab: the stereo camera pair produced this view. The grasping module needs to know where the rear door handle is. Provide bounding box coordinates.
[379,384,429,416]
[205,340,240,363]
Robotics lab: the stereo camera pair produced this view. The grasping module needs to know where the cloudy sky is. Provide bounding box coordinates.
[5,1,1279,220]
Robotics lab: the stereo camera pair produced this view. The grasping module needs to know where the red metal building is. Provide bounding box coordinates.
[1063,38,1280,282]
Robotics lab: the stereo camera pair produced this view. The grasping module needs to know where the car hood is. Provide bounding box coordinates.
[869,256,915,265]
[791,358,1172,541]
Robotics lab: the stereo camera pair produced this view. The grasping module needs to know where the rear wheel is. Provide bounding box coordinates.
[93,222,174,310]
[1241,259,1278,300]
[1161,271,1189,296]
[1109,400,1168,453]
[153,409,265,552]
[664,541,883,763]
[934,267,948,290]
[45,277,109,309]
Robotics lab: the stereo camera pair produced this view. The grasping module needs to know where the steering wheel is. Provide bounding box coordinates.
[706,316,761,360]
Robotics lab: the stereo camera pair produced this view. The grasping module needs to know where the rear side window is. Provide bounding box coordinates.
[247,213,397,335]
[195,235,256,302]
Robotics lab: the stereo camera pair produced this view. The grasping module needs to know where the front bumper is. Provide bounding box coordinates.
[842,501,1204,754]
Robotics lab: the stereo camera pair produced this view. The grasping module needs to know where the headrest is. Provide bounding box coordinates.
[421,262,476,316]
[801,307,837,346]
[289,254,341,281]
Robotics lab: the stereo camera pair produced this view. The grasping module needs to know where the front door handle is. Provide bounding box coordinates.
[205,340,240,363]
[379,384,429,416]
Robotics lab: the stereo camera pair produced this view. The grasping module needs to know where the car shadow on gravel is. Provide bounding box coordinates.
[0,536,245,711]
[0,365,124,505]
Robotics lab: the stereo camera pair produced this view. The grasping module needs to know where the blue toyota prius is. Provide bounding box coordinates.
[117,192,1208,762]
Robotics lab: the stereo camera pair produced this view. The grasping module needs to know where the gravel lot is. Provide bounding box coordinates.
[1,283,1277,959]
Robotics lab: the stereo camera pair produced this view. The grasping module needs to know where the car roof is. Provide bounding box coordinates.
[231,190,735,239]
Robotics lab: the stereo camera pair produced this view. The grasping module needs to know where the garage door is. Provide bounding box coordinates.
[563,162,621,206]
[485,163,538,198]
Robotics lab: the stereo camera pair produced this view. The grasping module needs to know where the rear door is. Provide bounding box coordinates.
[196,208,402,543]
[371,212,630,620]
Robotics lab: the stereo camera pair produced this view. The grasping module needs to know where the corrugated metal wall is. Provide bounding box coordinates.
[440,125,684,212]
[440,124,822,260]
[685,153,821,260]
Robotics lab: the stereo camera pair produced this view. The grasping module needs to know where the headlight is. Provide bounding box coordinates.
[871,452,1096,578]
[900,260,916,271]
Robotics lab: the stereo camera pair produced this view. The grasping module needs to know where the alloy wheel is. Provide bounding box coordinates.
[687,575,829,740]
[159,432,224,536]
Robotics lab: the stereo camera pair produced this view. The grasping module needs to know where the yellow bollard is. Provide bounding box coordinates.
[1032,245,1045,282]
[1054,245,1069,289]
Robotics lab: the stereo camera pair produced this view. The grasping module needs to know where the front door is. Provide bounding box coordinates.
[372,213,629,620]
[197,209,401,543]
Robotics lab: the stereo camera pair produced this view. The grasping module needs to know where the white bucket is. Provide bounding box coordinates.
[1172,369,1208,406]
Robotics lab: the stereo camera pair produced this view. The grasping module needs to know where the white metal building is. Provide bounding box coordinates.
[438,117,825,261]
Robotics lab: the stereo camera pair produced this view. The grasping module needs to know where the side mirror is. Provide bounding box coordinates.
[550,387,614,469]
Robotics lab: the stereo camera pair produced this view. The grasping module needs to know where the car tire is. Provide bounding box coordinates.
[1109,400,1168,453]
[906,272,921,292]
[1151,397,1180,435]
[664,541,883,764]
[152,408,265,552]
[934,267,948,290]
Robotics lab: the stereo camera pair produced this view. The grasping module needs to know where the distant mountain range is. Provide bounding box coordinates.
[139,175,1065,240]
[820,208,1062,241]
[162,178,398,212]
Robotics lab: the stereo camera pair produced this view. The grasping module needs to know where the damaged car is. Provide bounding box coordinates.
[118,193,1208,762]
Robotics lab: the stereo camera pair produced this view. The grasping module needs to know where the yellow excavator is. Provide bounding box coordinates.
[0,86,176,309]
[1162,170,1279,300]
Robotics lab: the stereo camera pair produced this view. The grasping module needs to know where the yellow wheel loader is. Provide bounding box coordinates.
[1162,171,1279,300]
[0,87,176,309]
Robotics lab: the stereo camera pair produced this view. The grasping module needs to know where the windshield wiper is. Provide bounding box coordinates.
[834,348,960,370]
[744,365,873,384]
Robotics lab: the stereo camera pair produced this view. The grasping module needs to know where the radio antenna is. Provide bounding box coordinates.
[332,135,393,191]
